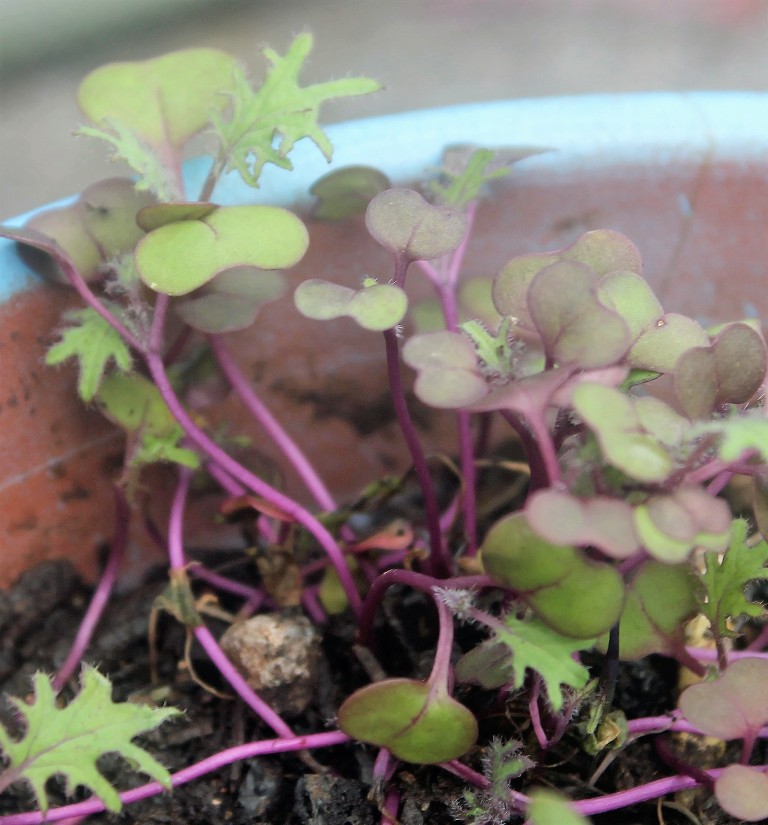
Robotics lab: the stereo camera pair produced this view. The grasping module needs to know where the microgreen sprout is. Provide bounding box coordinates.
[2,35,768,825]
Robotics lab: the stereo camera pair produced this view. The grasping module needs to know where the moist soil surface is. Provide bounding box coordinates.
[0,558,755,825]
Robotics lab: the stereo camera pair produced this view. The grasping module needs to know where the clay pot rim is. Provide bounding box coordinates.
[2,90,767,303]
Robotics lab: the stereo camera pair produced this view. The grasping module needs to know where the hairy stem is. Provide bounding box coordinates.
[358,568,497,647]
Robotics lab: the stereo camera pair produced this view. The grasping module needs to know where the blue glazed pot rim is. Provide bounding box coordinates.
[2,91,768,302]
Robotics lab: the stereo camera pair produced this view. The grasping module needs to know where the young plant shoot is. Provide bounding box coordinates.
[2,33,768,825]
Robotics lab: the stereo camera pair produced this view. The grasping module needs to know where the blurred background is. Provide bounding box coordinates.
[2,0,768,220]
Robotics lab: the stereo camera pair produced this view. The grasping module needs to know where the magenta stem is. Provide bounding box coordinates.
[193,624,295,737]
[166,468,294,737]
[146,295,362,617]
[358,568,498,646]
[383,326,449,577]
[52,486,130,692]
[0,731,351,825]
[187,564,265,608]
[427,598,455,689]
[209,334,337,512]
[528,677,549,750]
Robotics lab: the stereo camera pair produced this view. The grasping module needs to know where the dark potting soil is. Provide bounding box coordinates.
[0,559,754,825]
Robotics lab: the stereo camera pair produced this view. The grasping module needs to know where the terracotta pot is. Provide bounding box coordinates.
[2,92,767,586]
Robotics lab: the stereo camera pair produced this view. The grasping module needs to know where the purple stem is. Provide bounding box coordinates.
[706,469,735,497]
[52,486,130,692]
[499,410,559,490]
[166,467,295,738]
[627,714,768,739]
[655,735,714,789]
[146,295,362,617]
[380,788,400,825]
[438,760,529,809]
[204,460,246,496]
[416,204,480,556]
[572,770,722,816]
[42,241,143,352]
[193,624,295,737]
[301,586,328,625]
[209,334,337,512]
[428,598,456,689]
[528,677,549,750]
[383,326,449,577]
[0,731,350,825]
[188,564,266,608]
[686,646,768,663]
[358,569,498,646]
[746,622,768,651]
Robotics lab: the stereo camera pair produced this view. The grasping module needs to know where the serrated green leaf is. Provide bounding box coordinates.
[46,307,133,402]
[461,616,595,712]
[0,666,180,813]
[698,519,768,637]
[429,148,513,209]
[212,34,381,188]
[77,121,180,200]
[94,372,200,470]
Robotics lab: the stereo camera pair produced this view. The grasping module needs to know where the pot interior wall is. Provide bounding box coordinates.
[1,156,766,585]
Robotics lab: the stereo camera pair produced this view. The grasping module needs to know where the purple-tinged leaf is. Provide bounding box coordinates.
[526,489,639,559]
[402,331,488,408]
[715,765,768,822]
[634,487,731,563]
[366,188,467,261]
[310,165,391,220]
[679,657,768,740]
[175,267,287,333]
[675,322,767,419]
[493,229,642,329]
[527,261,632,368]
[16,178,154,283]
[712,322,767,403]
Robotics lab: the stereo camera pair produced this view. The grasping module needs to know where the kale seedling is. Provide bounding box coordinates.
[2,35,768,825]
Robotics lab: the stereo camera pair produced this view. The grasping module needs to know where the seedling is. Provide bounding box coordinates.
[1,32,768,825]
